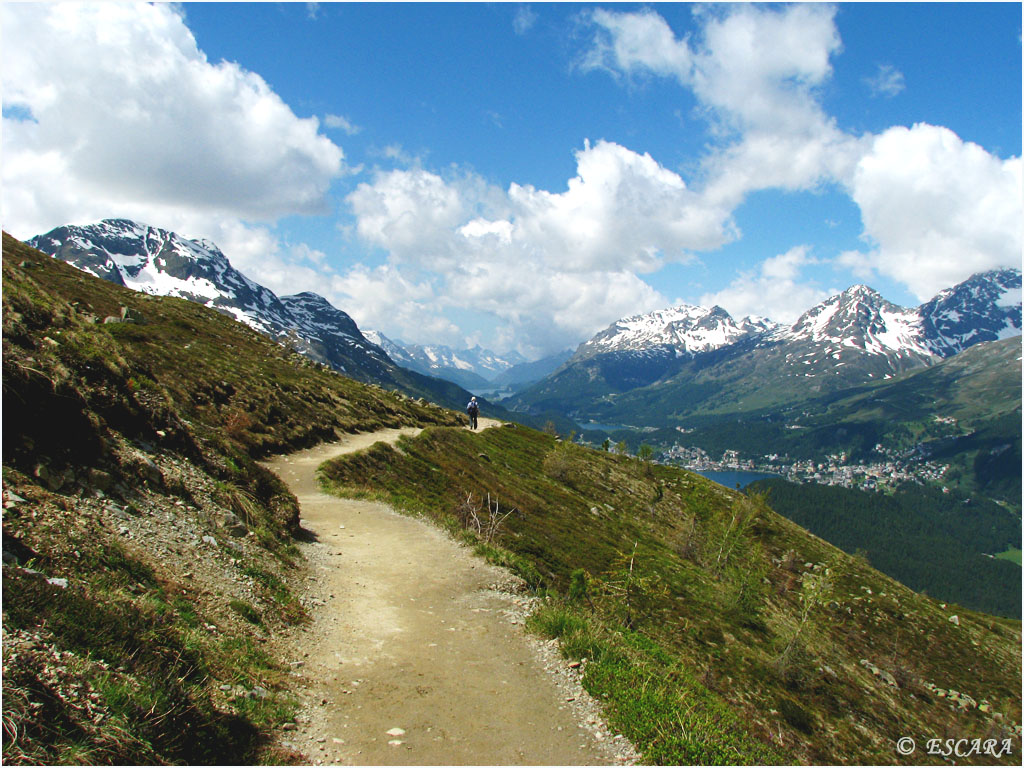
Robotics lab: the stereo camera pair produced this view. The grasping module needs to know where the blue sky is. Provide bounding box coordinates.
[3,2,1021,357]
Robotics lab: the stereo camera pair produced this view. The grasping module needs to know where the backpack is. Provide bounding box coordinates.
[467,401,479,415]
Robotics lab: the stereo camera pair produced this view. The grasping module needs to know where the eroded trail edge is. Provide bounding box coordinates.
[263,426,637,765]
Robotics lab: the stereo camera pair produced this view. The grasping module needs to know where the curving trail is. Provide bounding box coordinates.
[263,421,627,765]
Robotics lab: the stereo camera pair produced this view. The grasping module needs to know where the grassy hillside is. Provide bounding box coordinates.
[319,426,1022,765]
[2,233,461,764]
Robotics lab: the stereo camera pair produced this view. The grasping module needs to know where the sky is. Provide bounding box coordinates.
[2,2,1021,359]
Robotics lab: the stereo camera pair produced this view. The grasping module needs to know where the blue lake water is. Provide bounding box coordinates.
[579,421,631,432]
[691,469,780,489]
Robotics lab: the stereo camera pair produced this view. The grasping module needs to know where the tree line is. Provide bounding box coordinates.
[749,478,1021,618]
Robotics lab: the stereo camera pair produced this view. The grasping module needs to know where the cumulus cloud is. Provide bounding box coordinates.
[699,246,831,323]
[339,139,740,353]
[583,5,861,209]
[507,139,732,271]
[1,2,344,239]
[346,168,477,270]
[843,123,1023,299]
[581,5,1020,313]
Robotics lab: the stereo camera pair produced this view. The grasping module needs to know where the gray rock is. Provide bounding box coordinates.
[33,463,63,492]
[120,306,145,324]
[221,512,249,537]
[87,468,114,492]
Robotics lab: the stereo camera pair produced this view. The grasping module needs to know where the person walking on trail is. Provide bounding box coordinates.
[466,396,479,430]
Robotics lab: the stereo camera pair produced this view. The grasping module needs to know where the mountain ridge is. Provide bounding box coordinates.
[512,268,1021,423]
[362,330,525,389]
[26,219,508,414]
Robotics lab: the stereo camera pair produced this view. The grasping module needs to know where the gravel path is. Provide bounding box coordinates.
[263,423,638,765]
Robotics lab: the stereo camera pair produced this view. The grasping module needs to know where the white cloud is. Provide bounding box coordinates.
[513,6,538,36]
[699,246,830,323]
[865,64,906,98]
[847,123,1022,299]
[583,5,862,211]
[346,168,475,270]
[581,5,1021,313]
[582,8,693,80]
[338,139,740,353]
[325,114,361,135]
[1,2,344,239]
[585,4,840,135]
[507,139,732,271]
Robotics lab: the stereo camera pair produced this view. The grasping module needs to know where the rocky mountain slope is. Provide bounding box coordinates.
[25,219,494,412]
[1,233,461,764]
[577,303,777,360]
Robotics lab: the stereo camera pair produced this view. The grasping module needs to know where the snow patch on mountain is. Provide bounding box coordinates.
[579,304,779,359]
[364,333,527,382]
[778,285,935,361]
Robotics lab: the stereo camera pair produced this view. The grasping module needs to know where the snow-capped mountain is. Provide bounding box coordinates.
[277,292,394,379]
[574,271,1021,372]
[919,268,1022,356]
[777,271,1022,367]
[29,220,403,386]
[28,219,298,337]
[363,331,526,388]
[511,268,1022,420]
[774,284,937,376]
[575,304,778,361]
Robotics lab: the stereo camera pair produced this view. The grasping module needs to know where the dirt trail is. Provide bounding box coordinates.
[264,422,634,765]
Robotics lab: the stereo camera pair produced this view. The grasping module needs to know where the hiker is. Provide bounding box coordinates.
[466,396,479,430]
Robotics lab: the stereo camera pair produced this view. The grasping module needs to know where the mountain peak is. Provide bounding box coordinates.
[842,284,883,301]
[577,302,777,360]
[26,219,403,382]
[919,267,1022,355]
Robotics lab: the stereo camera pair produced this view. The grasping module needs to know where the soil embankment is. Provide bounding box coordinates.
[263,423,635,765]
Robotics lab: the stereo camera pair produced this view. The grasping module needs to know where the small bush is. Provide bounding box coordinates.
[228,600,262,625]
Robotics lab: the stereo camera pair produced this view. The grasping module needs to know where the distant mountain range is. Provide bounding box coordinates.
[27,218,575,399]
[362,331,527,390]
[511,269,1021,423]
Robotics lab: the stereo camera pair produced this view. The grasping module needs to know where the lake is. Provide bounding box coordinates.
[691,469,780,489]
[579,421,632,432]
